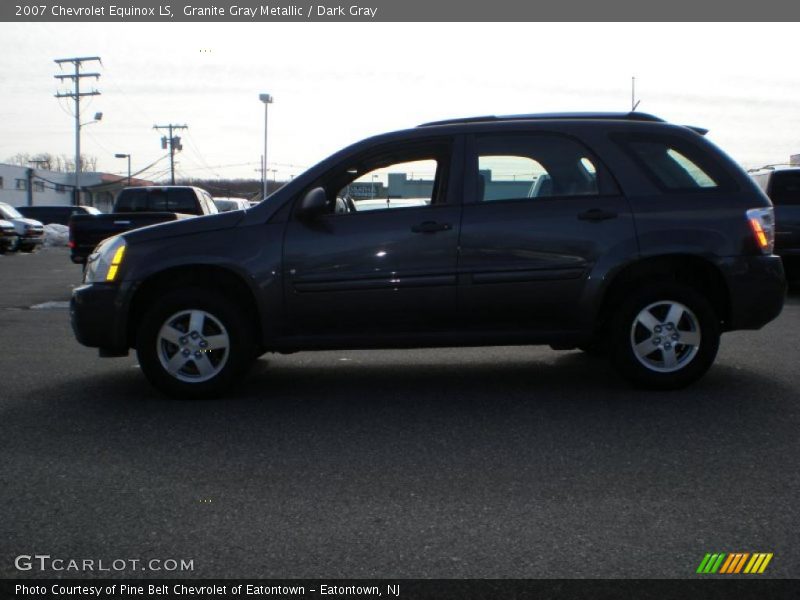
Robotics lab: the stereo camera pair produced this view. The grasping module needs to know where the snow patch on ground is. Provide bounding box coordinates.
[30,301,70,310]
[43,224,69,247]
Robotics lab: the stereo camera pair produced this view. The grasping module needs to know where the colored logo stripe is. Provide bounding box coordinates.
[720,553,749,573]
[744,553,773,574]
[697,552,773,574]
[697,553,726,573]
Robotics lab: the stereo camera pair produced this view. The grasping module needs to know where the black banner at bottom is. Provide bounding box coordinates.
[2,579,800,600]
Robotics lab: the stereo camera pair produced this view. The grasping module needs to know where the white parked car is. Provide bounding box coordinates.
[212,197,251,212]
[0,202,44,252]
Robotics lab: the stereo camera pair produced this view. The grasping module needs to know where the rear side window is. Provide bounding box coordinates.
[613,133,737,192]
[768,171,800,206]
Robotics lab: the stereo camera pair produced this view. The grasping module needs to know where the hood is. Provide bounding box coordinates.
[0,219,15,231]
[12,217,43,229]
[123,210,246,244]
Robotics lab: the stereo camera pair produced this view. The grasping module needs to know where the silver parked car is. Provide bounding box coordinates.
[212,197,251,213]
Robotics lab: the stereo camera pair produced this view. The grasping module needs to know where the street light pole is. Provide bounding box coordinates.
[115,153,131,186]
[259,93,273,199]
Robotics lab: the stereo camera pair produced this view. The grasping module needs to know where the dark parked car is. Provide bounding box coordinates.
[18,204,101,226]
[71,112,786,398]
[68,186,218,264]
[751,167,800,282]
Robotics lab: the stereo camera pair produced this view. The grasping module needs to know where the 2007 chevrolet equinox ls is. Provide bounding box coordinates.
[71,112,786,397]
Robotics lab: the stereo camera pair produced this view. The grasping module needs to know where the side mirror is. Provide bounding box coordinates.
[297,187,328,220]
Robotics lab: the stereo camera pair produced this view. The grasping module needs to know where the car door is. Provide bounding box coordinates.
[283,137,464,336]
[457,131,637,332]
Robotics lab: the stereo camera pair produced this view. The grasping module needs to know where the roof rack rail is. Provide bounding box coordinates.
[418,111,666,128]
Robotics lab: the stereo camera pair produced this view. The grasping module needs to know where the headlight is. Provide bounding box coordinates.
[85,236,127,283]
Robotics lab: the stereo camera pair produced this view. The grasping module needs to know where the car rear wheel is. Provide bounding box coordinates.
[137,288,256,398]
[610,282,720,389]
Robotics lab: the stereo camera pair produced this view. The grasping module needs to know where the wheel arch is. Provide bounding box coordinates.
[127,264,262,350]
[595,254,731,333]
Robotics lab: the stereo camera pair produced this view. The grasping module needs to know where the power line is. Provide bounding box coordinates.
[182,130,222,179]
[30,153,170,190]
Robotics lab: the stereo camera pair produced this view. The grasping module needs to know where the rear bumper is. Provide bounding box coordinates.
[70,245,94,264]
[724,255,786,330]
[70,282,131,355]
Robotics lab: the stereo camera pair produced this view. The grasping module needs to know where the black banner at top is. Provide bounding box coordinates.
[4,0,800,22]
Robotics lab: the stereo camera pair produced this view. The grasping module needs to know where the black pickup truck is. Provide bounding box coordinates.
[69,186,218,264]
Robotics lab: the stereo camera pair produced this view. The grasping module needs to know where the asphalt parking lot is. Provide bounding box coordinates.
[1,247,798,579]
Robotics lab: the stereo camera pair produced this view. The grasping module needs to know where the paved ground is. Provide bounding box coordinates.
[1,247,798,579]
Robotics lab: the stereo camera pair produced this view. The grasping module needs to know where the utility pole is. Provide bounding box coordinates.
[153,124,187,184]
[54,56,101,206]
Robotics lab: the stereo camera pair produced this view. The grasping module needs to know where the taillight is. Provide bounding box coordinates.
[746,207,775,254]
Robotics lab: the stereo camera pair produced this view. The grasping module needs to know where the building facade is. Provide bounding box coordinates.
[0,163,152,212]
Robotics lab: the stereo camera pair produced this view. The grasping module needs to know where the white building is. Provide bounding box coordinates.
[0,163,73,207]
[0,163,152,212]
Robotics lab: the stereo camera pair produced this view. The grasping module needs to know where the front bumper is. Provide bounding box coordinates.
[71,282,131,355]
[724,254,786,330]
[21,233,44,245]
[0,233,18,249]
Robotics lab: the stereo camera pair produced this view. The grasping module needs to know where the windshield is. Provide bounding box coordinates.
[0,203,23,219]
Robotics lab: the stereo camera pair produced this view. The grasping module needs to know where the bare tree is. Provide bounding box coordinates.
[5,152,97,172]
[5,152,32,167]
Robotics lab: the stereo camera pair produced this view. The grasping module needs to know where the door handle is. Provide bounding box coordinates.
[577,209,618,222]
[411,221,452,233]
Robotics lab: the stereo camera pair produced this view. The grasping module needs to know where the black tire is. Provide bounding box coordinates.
[609,282,720,390]
[577,338,606,357]
[136,287,257,399]
[20,244,37,253]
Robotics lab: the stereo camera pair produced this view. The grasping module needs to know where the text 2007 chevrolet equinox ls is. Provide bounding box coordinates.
[71,113,786,397]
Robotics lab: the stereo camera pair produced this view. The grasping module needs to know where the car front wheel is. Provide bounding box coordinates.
[610,283,720,389]
[137,288,256,398]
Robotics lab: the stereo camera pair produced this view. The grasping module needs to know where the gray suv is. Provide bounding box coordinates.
[71,112,786,398]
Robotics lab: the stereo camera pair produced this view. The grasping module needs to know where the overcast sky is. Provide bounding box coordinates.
[1,22,798,182]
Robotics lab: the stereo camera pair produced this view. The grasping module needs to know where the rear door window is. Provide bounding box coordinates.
[472,133,614,203]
